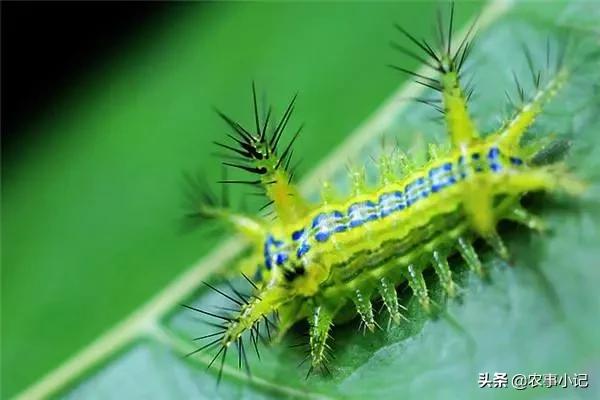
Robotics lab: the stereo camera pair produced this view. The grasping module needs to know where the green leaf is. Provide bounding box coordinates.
[6,1,599,399]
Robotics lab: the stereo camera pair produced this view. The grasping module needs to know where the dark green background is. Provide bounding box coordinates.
[1,2,484,397]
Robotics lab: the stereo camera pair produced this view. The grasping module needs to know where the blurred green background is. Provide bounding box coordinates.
[1,2,486,397]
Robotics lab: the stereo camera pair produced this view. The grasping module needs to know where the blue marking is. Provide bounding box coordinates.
[405,178,424,206]
[291,229,304,241]
[292,228,311,259]
[347,203,365,228]
[315,231,330,242]
[488,147,500,158]
[429,162,456,192]
[405,182,417,206]
[263,235,285,270]
[332,211,347,232]
[275,253,288,265]
[445,163,457,185]
[405,176,432,205]
[510,156,523,166]
[488,147,502,172]
[311,214,325,229]
[348,201,379,228]
[312,211,346,242]
[365,201,378,222]
[297,243,310,258]
[378,191,405,217]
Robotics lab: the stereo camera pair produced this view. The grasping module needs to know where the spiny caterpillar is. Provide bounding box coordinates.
[183,5,585,382]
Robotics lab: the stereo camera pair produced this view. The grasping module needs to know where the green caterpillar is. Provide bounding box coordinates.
[184,5,584,381]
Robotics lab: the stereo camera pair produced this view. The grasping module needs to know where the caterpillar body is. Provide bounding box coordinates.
[184,5,584,380]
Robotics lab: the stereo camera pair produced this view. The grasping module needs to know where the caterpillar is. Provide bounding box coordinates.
[183,4,587,382]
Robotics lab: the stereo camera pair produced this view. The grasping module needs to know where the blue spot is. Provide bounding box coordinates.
[348,201,378,228]
[379,204,392,218]
[348,203,365,228]
[365,201,378,222]
[378,191,404,217]
[297,243,310,258]
[488,147,500,158]
[332,211,347,232]
[292,227,311,259]
[275,253,288,265]
[312,211,346,241]
[393,192,406,208]
[349,220,363,228]
[405,177,429,205]
[445,164,457,183]
[311,214,325,229]
[488,147,502,172]
[405,179,424,206]
[315,231,330,242]
[292,229,304,241]
[268,236,284,247]
[429,162,455,192]
[263,234,285,270]
[510,156,523,166]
